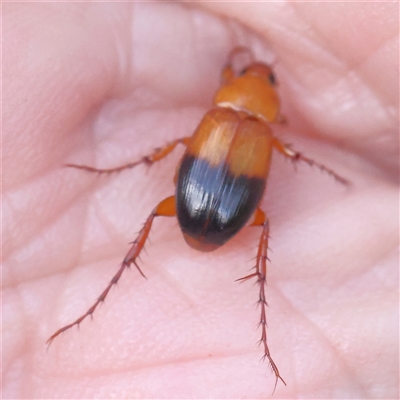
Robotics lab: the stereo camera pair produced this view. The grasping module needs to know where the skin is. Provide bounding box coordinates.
[3,2,399,399]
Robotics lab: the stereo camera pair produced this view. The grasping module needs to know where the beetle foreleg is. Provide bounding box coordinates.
[46,196,176,346]
[65,137,190,175]
[272,137,349,185]
[237,208,286,391]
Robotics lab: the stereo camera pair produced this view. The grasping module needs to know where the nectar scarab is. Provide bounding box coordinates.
[47,46,348,391]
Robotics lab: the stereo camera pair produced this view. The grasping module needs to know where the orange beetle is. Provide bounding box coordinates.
[47,47,347,389]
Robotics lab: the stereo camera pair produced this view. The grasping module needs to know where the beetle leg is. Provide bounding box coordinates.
[46,196,176,346]
[272,137,349,185]
[66,137,190,175]
[237,208,286,391]
[221,46,255,84]
[221,64,235,85]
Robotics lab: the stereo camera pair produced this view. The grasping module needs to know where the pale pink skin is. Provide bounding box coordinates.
[3,3,398,399]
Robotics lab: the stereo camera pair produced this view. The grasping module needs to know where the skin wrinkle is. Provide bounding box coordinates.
[289,5,349,71]
[285,292,364,394]
[45,346,261,384]
[3,171,92,284]
[343,43,397,124]
[258,9,346,72]
[362,37,399,112]
[282,25,394,125]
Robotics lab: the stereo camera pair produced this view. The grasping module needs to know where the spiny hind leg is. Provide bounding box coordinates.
[238,208,286,391]
[46,196,176,346]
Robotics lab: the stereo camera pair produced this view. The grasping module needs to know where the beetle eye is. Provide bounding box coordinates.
[239,68,248,76]
[268,72,276,85]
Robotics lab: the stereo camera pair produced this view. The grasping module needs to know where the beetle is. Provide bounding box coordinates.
[47,47,348,390]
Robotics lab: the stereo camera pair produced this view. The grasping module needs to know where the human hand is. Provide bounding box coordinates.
[3,3,398,398]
